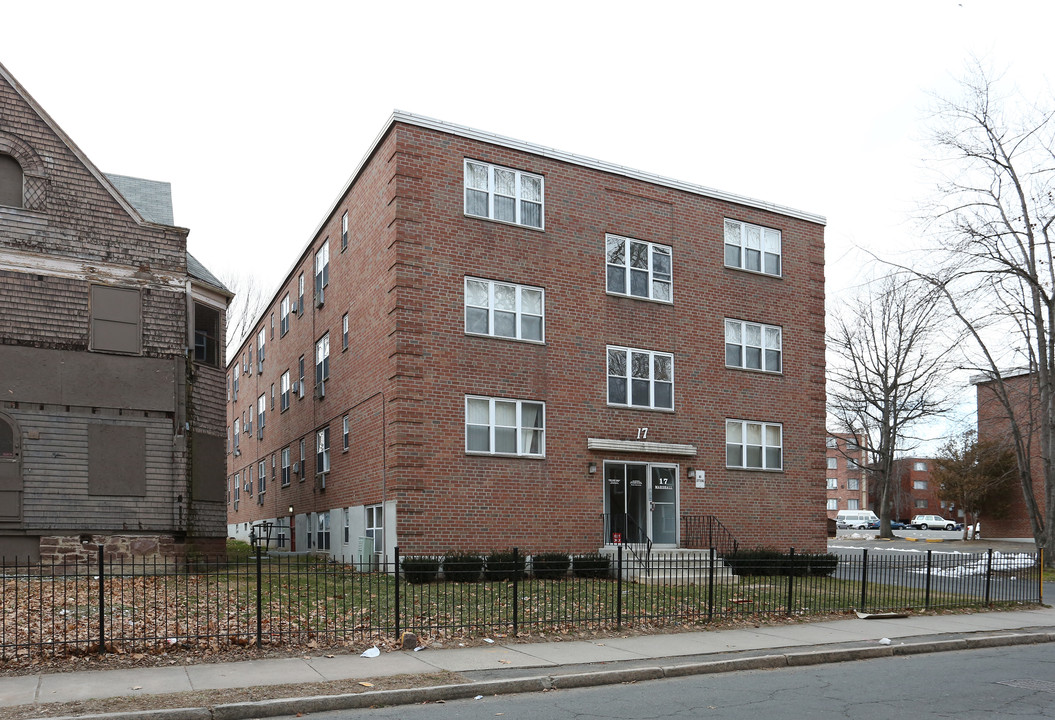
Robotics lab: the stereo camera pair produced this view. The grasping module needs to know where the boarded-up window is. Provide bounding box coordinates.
[88,424,146,496]
[91,285,141,354]
[191,432,225,502]
[0,154,23,208]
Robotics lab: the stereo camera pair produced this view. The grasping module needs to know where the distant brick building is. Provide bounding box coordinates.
[0,61,231,562]
[824,432,868,518]
[890,458,947,521]
[975,371,1045,540]
[225,112,827,562]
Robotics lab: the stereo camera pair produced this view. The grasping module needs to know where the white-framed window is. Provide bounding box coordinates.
[233,474,240,510]
[270,383,275,410]
[280,294,290,336]
[247,466,253,496]
[314,240,330,306]
[342,313,349,351]
[343,508,350,544]
[726,420,783,470]
[825,437,838,448]
[315,334,330,385]
[914,498,928,508]
[606,346,674,410]
[232,365,240,402]
[246,347,253,375]
[847,499,860,510]
[463,159,543,229]
[826,478,838,490]
[299,438,306,478]
[827,457,838,470]
[298,273,305,315]
[366,504,383,552]
[724,219,781,276]
[281,371,291,411]
[281,446,291,486]
[315,512,330,550]
[342,415,350,451]
[298,356,305,398]
[257,329,265,371]
[341,211,349,251]
[232,418,240,452]
[913,480,928,490]
[464,277,544,342]
[257,394,266,437]
[605,234,672,302]
[270,313,274,340]
[827,498,838,510]
[465,396,545,457]
[914,461,927,471]
[317,426,331,473]
[725,319,782,373]
[258,459,266,495]
[848,477,860,491]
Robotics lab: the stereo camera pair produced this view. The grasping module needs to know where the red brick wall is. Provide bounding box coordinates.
[227,121,827,554]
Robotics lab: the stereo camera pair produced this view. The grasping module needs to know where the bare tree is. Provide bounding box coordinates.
[932,430,1016,540]
[917,63,1055,564]
[221,272,268,357]
[828,275,954,538]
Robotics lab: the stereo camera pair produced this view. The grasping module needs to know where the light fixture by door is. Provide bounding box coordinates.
[588,462,597,474]
[686,467,696,479]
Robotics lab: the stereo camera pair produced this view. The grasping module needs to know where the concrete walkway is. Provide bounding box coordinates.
[2,605,1054,720]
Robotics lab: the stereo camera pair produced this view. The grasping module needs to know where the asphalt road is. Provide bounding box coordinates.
[275,643,1055,719]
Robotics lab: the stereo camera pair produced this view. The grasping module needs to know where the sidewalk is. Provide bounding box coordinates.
[3,605,1054,720]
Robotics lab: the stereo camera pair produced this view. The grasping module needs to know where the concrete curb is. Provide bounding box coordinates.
[32,632,1055,720]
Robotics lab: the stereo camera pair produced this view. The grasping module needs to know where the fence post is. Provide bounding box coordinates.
[924,549,933,609]
[984,548,993,605]
[255,546,263,647]
[786,547,795,615]
[97,544,105,655]
[512,548,519,637]
[707,547,715,622]
[859,549,868,613]
[393,546,400,639]
[1040,549,1045,604]
[616,545,623,630]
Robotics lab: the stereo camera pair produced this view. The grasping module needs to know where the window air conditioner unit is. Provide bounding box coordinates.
[258,360,264,373]
[258,426,264,440]
[292,462,300,475]
[291,380,300,394]
[315,382,326,399]
[290,301,298,314]
[257,494,264,505]
[315,472,326,490]
[315,291,325,308]
[233,449,241,457]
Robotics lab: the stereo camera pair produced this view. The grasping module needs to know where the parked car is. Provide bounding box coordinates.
[909,514,957,530]
[866,520,906,530]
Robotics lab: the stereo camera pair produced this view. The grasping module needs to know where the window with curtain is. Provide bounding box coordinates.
[725,319,782,372]
[724,219,782,276]
[607,346,674,410]
[605,234,672,302]
[464,277,544,342]
[464,159,544,229]
[726,419,782,470]
[465,396,545,457]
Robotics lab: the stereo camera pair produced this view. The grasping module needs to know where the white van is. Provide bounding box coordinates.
[835,510,879,529]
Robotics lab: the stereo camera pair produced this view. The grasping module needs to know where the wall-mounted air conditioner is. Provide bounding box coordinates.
[315,472,326,490]
[291,380,300,394]
[292,461,300,475]
[315,382,326,399]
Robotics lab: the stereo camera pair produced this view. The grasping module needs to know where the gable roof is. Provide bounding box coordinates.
[187,252,231,296]
[0,60,179,230]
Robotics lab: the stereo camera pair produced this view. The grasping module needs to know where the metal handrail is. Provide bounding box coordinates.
[680,515,739,556]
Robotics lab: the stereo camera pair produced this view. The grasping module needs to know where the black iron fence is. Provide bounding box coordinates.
[0,546,1042,661]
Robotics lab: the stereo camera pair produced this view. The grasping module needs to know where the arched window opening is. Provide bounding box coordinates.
[0,416,14,459]
[0,154,24,208]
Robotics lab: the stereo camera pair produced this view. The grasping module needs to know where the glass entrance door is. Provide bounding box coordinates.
[603,462,678,546]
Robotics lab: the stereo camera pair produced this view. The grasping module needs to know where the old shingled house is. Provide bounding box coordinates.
[0,60,231,562]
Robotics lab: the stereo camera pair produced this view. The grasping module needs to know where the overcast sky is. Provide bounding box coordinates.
[4,0,1053,449]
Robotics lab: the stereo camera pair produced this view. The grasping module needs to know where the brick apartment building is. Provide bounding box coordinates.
[226,112,827,563]
[976,371,1047,540]
[824,432,868,518]
[0,61,231,562]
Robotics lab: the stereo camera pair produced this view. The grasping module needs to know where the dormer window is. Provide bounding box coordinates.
[0,154,23,208]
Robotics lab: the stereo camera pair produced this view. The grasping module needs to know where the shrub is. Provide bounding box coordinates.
[572,553,612,579]
[484,551,526,581]
[724,550,839,577]
[532,552,570,580]
[443,553,484,582]
[401,556,440,584]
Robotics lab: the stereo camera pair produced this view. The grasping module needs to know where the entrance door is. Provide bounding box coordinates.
[603,462,678,546]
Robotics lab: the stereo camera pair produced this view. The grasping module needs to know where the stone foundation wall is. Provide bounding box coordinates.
[38,534,227,565]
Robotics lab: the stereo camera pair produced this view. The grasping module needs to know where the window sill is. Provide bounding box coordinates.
[465,451,546,460]
[606,404,676,414]
[464,212,545,233]
[726,365,783,376]
[605,291,674,306]
[465,331,546,346]
[726,466,784,473]
[724,264,783,280]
